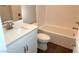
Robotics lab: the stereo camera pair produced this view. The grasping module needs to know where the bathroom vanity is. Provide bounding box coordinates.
[4,20,38,53]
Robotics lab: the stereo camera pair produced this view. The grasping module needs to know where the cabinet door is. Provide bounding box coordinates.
[25,29,37,53]
[7,38,25,53]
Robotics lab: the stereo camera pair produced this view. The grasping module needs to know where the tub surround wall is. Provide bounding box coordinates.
[45,6,79,29]
[36,5,79,30]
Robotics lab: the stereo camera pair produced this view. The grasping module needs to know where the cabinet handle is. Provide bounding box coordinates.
[24,46,26,53]
[26,44,28,52]
[24,44,28,53]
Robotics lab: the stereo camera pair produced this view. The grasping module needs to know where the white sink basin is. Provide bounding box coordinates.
[4,27,28,45]
[4,27,26,34]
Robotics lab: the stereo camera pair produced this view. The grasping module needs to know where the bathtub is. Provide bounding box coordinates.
[39,24,77,50]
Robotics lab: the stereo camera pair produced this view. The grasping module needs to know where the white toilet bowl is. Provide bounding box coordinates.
[38,33,50,51]
[32,23,50,50]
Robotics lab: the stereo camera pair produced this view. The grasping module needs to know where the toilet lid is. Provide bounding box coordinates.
[38,33,50,40]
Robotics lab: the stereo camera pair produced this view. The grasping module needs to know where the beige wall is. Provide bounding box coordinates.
[45,5,79,29]
[36,5,45,26]
[21,5,36,23]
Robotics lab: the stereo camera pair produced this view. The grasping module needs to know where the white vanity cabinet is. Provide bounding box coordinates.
[7,29,37,53]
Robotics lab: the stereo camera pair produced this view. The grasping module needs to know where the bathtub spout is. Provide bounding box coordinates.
[72,27,78,30]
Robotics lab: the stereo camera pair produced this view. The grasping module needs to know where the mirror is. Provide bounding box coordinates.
[0,5,22,24]
[0,5,36,24]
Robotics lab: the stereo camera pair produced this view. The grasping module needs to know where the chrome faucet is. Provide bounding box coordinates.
[4,21,14,30]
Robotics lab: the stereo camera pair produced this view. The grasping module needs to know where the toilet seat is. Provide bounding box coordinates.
[38,33,50,42]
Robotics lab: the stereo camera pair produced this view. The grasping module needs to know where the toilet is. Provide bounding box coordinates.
[32,23,50,51]
[37,33,50,51]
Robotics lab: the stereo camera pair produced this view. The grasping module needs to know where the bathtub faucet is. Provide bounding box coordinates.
[72,27,78,30]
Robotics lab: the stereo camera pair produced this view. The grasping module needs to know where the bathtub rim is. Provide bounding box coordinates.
[39,24,76,39]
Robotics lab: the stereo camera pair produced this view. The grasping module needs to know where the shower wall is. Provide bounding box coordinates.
[45,5,79,29]
[36,5,79,29]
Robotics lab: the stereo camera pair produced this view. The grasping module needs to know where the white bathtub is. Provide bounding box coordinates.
[39,24,77,50]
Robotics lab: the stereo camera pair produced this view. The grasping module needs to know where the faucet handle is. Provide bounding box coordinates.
[9,22,14,26]
[5,21,14,30]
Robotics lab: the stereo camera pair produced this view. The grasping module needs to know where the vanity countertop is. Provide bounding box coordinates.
[4,23,38,46]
